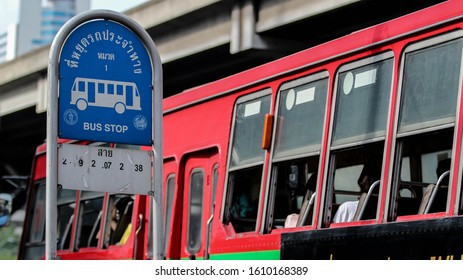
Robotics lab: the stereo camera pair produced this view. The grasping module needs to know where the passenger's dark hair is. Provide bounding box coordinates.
[114,196,133,216]
[357,158,382,192]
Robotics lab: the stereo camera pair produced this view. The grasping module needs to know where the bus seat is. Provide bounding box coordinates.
[428,186,448,213]
[418,184,435,214]
[87,211,102,247]
[59,214,74,250]
[296,191,316,227]
[354,180,380,221]
[397,197,420,216]
[420,170,449,214]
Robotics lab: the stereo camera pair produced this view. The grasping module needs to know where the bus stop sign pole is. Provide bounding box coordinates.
[46,10,163,260]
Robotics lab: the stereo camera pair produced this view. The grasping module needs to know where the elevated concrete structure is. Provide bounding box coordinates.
[0,0,444,188]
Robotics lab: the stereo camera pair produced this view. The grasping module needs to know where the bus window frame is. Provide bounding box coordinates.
[21,181,47,259]
[73,190,105,251]
[330,52,394,149]
[320,51,395,228]
[102,193,135,248]
[186,167,205,255]
[221,88,272,235]
[264,71,329,233]
[272,71,329,159]
[163,173,176,255]
[56,188,77,251]
[395,32,463,135]
[386,30,463,221]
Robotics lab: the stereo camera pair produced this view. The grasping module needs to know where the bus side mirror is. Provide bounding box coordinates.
[0,193,13,228]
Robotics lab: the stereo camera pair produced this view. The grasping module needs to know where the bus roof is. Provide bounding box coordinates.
[163,0,463,112]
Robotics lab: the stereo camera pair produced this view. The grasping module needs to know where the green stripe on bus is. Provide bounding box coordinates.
[209,250,280,260]
[178,250,280,260]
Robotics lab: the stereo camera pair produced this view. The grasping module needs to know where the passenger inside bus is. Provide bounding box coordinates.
[97,195,134,247]
[228,171,259,233]
[332,158,381,223]
[109,196,133,245]
[393,129,454,218]
[418,158,450,214]
[284,171,317,228]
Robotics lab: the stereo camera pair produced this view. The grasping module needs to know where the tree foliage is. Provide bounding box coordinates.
[0,226,20,260]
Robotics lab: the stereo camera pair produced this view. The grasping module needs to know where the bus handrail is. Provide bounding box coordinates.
[354,180,380,221]
[424,170,450,214]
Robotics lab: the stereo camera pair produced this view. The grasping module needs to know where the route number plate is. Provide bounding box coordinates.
[58,143,152,195]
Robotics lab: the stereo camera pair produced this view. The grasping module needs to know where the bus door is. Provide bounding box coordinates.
[179,149,218,260]
[161,158,178,260]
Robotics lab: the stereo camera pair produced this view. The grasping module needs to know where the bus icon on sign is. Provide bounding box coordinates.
[70,77,141,114]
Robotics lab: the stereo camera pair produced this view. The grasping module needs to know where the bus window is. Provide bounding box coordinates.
[223,90,271,233]
[97,82,105,94]
[117,84,123,95]
[329,144,383,224]
[187,169,204,255]
[57,189,76,250]
[102,194,134,247]
[211,165,218,214]
[265,72,328,231]
[75,191,104,250]
[20,183,77,259]
[390,33,463,220]
[88,82,96,97]
[164,174,175,254]
[324,53,393,226]
[22,183,46,259]
[108,84,114,94]
[78,80,85,92]
[127,85,134,95]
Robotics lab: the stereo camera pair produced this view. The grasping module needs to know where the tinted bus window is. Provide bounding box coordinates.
[230,95,271,168]
[103,194,134,247]
[22,184,76,259]
[187,169,204,255]
[399,38,462,133]
[164,175,175,254]
[273,73,328,158]
[325,53,393,226]
[266,72,328,231]
[224,90,271,233]
[57,189,76,250]
[391,33,463,219]
[75,191,104,250]
[23,183,46,259]
[333,56,393,145]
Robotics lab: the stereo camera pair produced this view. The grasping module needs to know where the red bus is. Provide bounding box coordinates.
[16,0,463,259]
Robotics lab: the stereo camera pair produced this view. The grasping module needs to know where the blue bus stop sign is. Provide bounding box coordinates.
[59,19,153,145]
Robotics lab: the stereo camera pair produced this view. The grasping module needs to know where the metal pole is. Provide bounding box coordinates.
[45,31,60,260]
[97,9,164,261]
[152,50,163,260]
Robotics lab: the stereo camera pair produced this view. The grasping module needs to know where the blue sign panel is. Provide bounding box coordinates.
[59,19,152,145]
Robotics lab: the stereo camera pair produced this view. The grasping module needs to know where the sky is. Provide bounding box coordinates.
[91,0,149,11]
[0,0,149,33]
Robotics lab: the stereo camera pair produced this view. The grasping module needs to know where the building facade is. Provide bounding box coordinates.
[0,0,89,64]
